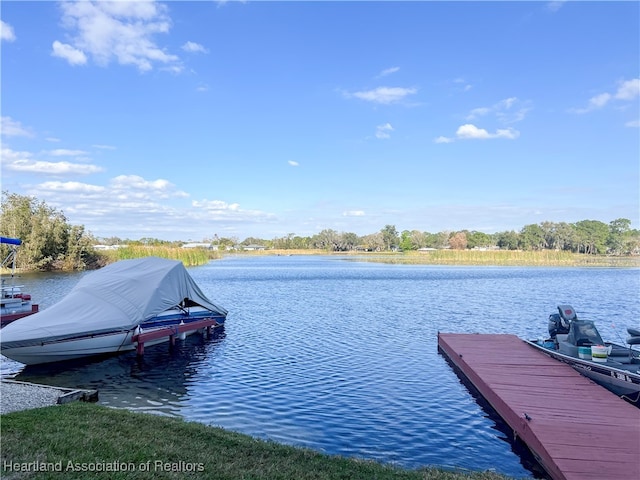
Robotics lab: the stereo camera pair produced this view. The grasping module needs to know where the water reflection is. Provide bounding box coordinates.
[8,329,226,417]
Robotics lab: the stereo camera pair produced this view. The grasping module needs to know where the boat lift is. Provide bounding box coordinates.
[131,317,223,356]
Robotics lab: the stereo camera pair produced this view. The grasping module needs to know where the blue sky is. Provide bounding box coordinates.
[1,1,638,242]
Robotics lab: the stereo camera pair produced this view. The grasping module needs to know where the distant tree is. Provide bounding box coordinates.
[64,224,100,270]
[339,232,360,251]
[519,224,545,251]
[290,235,311,249]
[241,237,269,246]
[272,233,296,249]
[0,191,99,270]
[98,236,124,246]
[607,218,632,255]
[312,229,340,250]
[381,225,399,251]
[554,222,577,251]
[423,231,450,249]
[573,220,609,254]
[626,229,640,255]
[466,231,493,249]
[360,232,384,251]
[495,230,519,250]
[400,230,425,251]
[217,236,238,249]
[448,231,467,250]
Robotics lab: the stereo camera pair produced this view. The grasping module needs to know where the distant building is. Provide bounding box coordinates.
[243,244,266,251]
[94,244,128,250]
[181,243,214,249]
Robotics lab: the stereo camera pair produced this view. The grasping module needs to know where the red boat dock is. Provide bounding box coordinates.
[132,318,222,355]
[437,333,640,480]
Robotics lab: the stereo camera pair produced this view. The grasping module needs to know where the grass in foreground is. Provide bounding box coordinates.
[0,402,517,480]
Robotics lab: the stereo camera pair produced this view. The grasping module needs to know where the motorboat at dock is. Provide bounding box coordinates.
[526,304,640,405]
[0,257,227,365]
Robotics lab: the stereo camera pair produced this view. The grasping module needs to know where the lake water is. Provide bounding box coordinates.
[2,256,639,478]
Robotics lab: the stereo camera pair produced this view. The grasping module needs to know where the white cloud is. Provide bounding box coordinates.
[1,148,104,175]
[182,41,208,54]
[109,175,188,199]
[1,20,16,42]
[466,97,530,124]
[546,1,566,13]
[615,78,640,101]
[48,149,90,157]
[589,93,612,109]
[53,1,180,72]
[572,78,640,114]
[343,210,365,217]
[466,107,491,120]
[453,77,473,92]
[51,41,88,66]
[348,86,417,105]
[625,119,640,128]
[288,160,299,167]
[1,117,34,137]
[375,123,394,139]
[191,198,273,222]
[20,172,274,240]
[456,124,519,140]
[38,181,106,194]
[193,199,240,212]
[378,66,400,77]
[435,124,519,143]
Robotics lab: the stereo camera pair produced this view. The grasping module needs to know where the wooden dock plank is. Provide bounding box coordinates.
[438,333,640,480]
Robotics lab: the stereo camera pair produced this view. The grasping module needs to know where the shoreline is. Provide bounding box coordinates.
[3,250,638,274]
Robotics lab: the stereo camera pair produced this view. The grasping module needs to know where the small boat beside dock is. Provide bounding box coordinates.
[1,236,39,327]
[438,332,640,480]
[529,304,640,405]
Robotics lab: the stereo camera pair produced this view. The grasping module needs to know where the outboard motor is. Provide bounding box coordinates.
[548,304,576,339]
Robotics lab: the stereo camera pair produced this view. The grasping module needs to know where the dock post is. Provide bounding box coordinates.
[136,341,144,356]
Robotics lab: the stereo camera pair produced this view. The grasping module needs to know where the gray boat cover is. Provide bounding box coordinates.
[1,257,227,343]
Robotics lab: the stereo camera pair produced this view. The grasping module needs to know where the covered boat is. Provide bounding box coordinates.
[0,257,227,365]
[526,305,640,406]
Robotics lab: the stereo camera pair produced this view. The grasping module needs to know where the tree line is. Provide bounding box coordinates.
[257,220,639,255]
[1,191,638,271]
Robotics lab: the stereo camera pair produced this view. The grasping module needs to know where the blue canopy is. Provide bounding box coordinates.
[0,237,22,246]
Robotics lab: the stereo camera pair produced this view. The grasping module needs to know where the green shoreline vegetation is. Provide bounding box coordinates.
[0,402,516,480]
[1,192,639,272]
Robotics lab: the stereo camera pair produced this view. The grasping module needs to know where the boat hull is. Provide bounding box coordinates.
[1,304,40,327]
[1,312,225,365]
